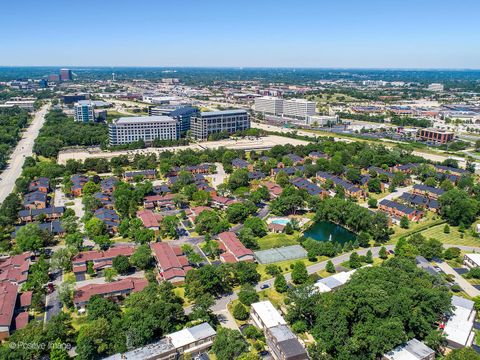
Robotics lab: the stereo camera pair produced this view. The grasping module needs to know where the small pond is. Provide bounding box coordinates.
[303,221,357,244]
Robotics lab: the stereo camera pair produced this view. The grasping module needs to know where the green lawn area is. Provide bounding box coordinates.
[257,257,327,281]
[257,232,301,250]
[389,212,445,242]
[258,288,286,309]
[419,223,480,247]
[173,286,193,307]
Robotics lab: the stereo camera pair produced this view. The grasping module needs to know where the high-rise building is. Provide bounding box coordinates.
[47,74,60,82]
[60,68,73,81]
[254,96,284,115]
[108,116,179,146]
[191,110,250,141]
[74,100,95,123]
[283,99,316,119]
[149,105,199,133]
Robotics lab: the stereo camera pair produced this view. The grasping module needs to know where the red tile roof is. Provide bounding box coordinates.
[218,232,254,260]
[263,181,282,196]
[73,246,135,265]
[13,311,29,330]
[220,252,238,263]
[0,282,18,327]
[137,210,162,228]
[144,194,175,203]
[74,277,148,304]
[73,265,87,273]
[211,195,236,206]
[19,291,32,308]
[0,253,31,284]
[150,242,183,272]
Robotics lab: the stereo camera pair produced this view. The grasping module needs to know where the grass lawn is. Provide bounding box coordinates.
[389,212,444,242]
[227,299,250,327]
[258,288,286,309]
[173,286,193,307]
[257,257,327,281]
[419,224,480,247]
[257,232,300,250]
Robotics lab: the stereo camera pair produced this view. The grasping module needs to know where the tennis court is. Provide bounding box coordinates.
[254,245,307,264]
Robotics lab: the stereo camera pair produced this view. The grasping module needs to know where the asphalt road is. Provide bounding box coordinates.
[185,245,395,314]
[44,270,63,322]
[0,104,49,205]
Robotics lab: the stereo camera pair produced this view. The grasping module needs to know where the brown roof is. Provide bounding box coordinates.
[144,194,175,203]
[73,265,87,273]
[268,223,285,232]
[0,282,18,327]
[74,277,148,304]
[263,181,282,196]
[137,210,162,228]
[211,195,236,206]
[218,232,254,260]
[220,252,238,263]
[0,253,31,284]
[151,242,184,273]
[13,311,29,330]
[73,246,135,265]
[19,291,32,308]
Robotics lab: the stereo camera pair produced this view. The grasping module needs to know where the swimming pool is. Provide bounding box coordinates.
[271,218,291,225]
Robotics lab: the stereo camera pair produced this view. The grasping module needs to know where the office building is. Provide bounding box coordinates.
[428,83,444,92]
[109,116,179,146]
[417,128,454,144]
[60,68,73,81]
[149,105,199,133]
[283,99,316,119]
[63,94,89,105]
[255,96,284,115]
[306,115,340,126]
[250,301,308,360]
[103,323,216,360]
[47,74,60,82]
[74,100,95,122]
[191,109,250,140]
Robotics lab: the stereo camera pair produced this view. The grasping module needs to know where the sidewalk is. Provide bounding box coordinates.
[436,261,480,298]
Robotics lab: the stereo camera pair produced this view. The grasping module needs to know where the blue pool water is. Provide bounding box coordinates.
[271,219,291,225]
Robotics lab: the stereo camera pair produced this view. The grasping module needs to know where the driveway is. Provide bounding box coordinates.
[436,260,480,297]
[54,186,68,207]
[207,162,227,188]
[0,104,50,205]
[44,270,63,322]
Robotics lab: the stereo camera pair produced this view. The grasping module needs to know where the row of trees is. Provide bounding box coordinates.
[0,107,30,169]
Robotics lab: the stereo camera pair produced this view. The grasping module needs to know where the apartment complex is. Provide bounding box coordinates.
[254,96,284,115]
[283,99,316,119]
[251,301,309,360]
[383,338,435,360]
[74,100,95,122]
[108,116,179,145]
[104,322,216,360]
[191,109,250,140]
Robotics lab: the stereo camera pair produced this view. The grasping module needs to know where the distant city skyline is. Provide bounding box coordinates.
[1,0,479,69]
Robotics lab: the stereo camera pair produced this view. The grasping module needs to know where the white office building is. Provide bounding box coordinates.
[254,96,284,115]
[283,99,316,119]
[306,115,340,126]
[74,100,95,122]
[109,116,178,146]
[427,83,444,92]
[191,109,250,140]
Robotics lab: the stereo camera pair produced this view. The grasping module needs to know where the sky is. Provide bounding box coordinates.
[1,0,479,68]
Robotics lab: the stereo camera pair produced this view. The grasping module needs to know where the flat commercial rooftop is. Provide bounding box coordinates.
[254,245,307,264]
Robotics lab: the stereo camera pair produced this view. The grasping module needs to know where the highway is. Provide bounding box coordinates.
[0,104,49,205]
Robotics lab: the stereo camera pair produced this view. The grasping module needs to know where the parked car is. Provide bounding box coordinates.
[260,284,270,290]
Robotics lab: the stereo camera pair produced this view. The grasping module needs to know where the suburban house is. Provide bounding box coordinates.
[23,191,47,209]
[18,206,65,223]
[72,246,136,280]
[103,322,216,360]
[218,231,255,263]
[271,166,305,177]
[434,165,468,177]
[398,193,439,212]
[263,181,283,198]
[150,242,192,285]
[291,177,328,198]
[442,296,476,348]
[314,269,359,293]
[378,199,423,221]
[382,338,435,360]
[0,282,32,340]
[136,210,163,231]
[308,151,328,161]
[250,301,308,360]
[412,184,445,200]
[0,252,32,285]
[100,176,119,193]
[71,174,89,197]
[393,163,419,174]
[124,169,156,181]
[232,158,250,169]
[316,171,365,199]
[94,208,120,233]
[210,195,237,209]
[168,164,211,176]
[28,177,50,193]
[143,194,176,209]
[73,277,148,310]
[464,253,480,269]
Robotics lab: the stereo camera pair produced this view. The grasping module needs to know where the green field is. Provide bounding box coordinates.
[257,232,301,250]
[419,223,480,247]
